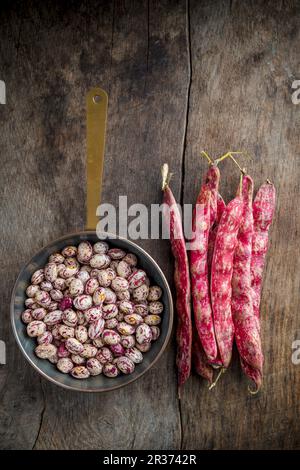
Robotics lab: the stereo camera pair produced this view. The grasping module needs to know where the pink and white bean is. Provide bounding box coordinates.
[57,358,74,374]
[147,286,162,301]
[22,309,33,324]
[31,269,44,285]
[35,344,57,359]
[86,358,103,376]
[27,321,46,337]
[71,366,90,379]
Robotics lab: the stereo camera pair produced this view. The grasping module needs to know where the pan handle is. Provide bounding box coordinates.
[86,88,108,231]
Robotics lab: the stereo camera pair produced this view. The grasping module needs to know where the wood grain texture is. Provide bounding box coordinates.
[0,0,299,450]
[0,0,188,450]
[181,0,300,450]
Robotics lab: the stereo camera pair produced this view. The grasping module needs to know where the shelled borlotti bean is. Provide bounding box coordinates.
[22,241,163,379]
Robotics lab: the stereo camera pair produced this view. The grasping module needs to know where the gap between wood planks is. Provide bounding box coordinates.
[178,0,192,450]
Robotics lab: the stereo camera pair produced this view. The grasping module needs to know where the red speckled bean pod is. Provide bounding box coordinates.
[211,195,244,368]
[251,181,276,318]
[162,164,192,387]
[207,194,226,273]
[190,169,217,362]
[232,175,263,372]
[240,360,262,392]
[190,166,224,363]
[192,331,213,384]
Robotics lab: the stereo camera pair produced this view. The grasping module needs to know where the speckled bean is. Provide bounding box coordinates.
[117,260,131,278]
[37,331,53,345]
[73,294,92,310]
[93,241,109,254]
[49,252,65,264]
[26,284,40,298]
[144,315,161,326]
[69,278,84,297]
[125,347,143,364]
[123,253,138,267]
[40,281,53,292]
[150,326,160,341]
[116,290,130,301]
[58,325,75,339]
[71,354,86,365]
[97,270,111,287]
[51,324,62,340]
[62,246,77,257]
[35,344,57,359]
[93,287,106,306]
[65,338,84,355]
[44,263,58,283]
[108,248,126,260]
[52,278,66,290]
[76,270,90,284]
[32,307,47,321]
[71,366,90,379]
[104,318,118,329]
[103,363,119,377]
[120,335,136,349]
[103,288,117,304]
[84,277,99,295]
[148,286,162,301]
[88,317,105,339]
[102,303,118,320]
[136,323,152,344]
[77,241,93,263]
[75,325,88,343]
[124,313,143,326]
[117,322,135,336]
[35,290,51,307]
[80,344,97,358]
[110,343,125,357]
[149,301,164,315]
[57,357,74,373]
[61,308,77,327]
[93,337,104,348]
[133,303,149,317]
[116,356,135,374]
[118,300,134,315]
[86,358,103,376]
[57,342,71,358]
[96,347,113,364]
[90,254,111,269]
[111,277,129,292]
[90,268,101,278]
[44,310,62,326]
[25,298,36,308]
[128,270,147,289]
[102,329,121,345]
[22,309,33,324]
[132,284,149,302]
[50,289,64,301]
[84,306,102,323]
[31,269,44,285]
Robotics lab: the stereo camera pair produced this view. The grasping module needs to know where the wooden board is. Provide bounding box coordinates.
[0,0,299,449]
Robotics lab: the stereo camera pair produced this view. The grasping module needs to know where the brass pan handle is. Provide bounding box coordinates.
[86,88,108,231]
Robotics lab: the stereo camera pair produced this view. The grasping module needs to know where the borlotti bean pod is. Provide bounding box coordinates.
[11,88,173,392]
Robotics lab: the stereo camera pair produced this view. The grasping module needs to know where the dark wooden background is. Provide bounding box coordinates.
[0,0,299,449]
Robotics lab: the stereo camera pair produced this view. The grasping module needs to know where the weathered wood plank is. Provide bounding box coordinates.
[181,0,300,449]
[0,0,189,449]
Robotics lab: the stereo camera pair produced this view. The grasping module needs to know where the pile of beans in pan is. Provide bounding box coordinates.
[22,242,163,379]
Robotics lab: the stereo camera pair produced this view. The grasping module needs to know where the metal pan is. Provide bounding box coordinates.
[10,88,173,392]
